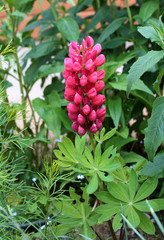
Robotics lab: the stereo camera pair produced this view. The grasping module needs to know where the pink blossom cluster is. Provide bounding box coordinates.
[63,36,106,136]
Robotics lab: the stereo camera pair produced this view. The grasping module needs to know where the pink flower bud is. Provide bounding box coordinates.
[97,69,105,80]
[85,59,93,70]
[88,72,97,83]
[83,104,90,115]
[96,107,106,118]
[95,80,105,92]
[65,87,76,98]
[66,76,77,88]
[94,54,105,67]
[86,36,94,48]
[72,121,79,132]
[91,50,97,61]
[87,88,97,99]
[77,114,86,125]
[64,93,74,102]
[88,110,96,121]
[82,38,87,49]
[99,115,105,122]
[93,43,102,54]
[85,52,92,62]
[78,126,87,136]
[91,94,105,106]
[63,70,70,80]
[64,58,74,71]
[71,41,80,50]
[73,62,82,72]
[67,103,79,113]
[90,123,97,133]
[74,93,82,104]
[68,112,78,121]
[80,75,87,87]
[96,119,102,130]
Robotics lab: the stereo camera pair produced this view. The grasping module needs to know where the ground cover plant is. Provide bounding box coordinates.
[0,0,164,239]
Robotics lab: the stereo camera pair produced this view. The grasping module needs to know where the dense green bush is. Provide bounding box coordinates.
[0,0,164,239]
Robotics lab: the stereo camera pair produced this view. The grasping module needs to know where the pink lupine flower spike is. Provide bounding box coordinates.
[63,36,106,136]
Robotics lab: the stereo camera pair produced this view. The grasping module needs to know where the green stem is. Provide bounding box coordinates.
[125,0,135,44]
[10,8,27,133]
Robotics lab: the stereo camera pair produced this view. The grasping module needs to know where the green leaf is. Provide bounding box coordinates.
[127,207,140,228]
[68,0,75,5]
[57,17,79,42]
[134,177,158,202]
[87,173,98,194]
[139,1,158,22]
[12,10,28,19]
[36,62,65,80]
[138,26,161,44]
[101,128,117,142]
[153,65,164,96]
[127,51,164,95]
[138,212,155,234]
[98,171,113,182]
[94,143,101,167]
[75,134,86,155]
[144,97,164,161]
[97,17,127,43]
[129,169,138,201]
[113,213,122,230]
[25,41,58,59]
[95,191,117,204]
[108,97,122,128]
[140,152,164,177]
[32,98,61,139]
[116,127,129,139]
[110,74,154,96]
[105,136,136,150]
[108,182,130,202]
[121,151,147,164]
[134,199,164,212]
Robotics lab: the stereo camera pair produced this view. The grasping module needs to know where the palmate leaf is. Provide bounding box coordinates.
[144,97,164,161]
[87,173,98,194]
[134,199,164,212]
[129,169,138,201]
[112,213,122,230]
[127,50,164,95]
[107,182,130,202]
[108,97,122,128]
[127,206,140,228]
[138,212,155,234]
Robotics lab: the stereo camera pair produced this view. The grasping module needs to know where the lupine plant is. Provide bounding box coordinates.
[0,0,164,239]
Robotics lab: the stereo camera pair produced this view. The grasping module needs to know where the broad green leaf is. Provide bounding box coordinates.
[138,212,155,234]
[134,177,158,202]
[101,128,117,142]
[110,74,153,95]
[68,0,75,5]
[12,10,28,19]
[97,17,127,43]
[25,41,58,59]
[153,65,164,96]
[105,136,136,150]
[127,51,164,95]
[87,173,98,194]
[140,152,164,177]
[102,37,126,49]
[32,98,61,139]
[134,199,164,212]
[139,1,158,22]
[127,207,140,228]
[121,151,147,164]
[138,26,161,45]
[81,222,93,239]
[21,19,52,32]
[55,108,72,131]
[57,17,79,42]
[112,213,122,230]
[129,169,138,201]
[95,203,121,217]
[144,97,164,161]
[85,148,94,166]
[36,62,65,80]
[116,127,129,139]
[108,97,122,128]
[108,182,130,202]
